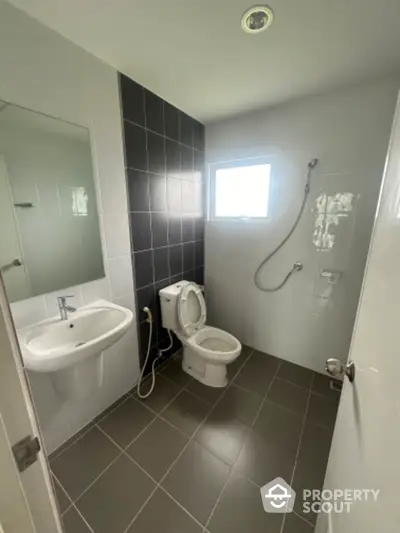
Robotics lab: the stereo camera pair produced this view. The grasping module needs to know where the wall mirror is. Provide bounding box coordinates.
[0,100,105,302]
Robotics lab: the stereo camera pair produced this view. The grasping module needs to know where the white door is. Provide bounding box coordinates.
[0,275,62,533]
[316,96,400,532]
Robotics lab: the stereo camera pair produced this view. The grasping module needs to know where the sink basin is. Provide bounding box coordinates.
[18,300,134,373]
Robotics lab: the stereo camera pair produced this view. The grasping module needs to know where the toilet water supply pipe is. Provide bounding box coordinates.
[254,158,319,292]
[136,307,174,399]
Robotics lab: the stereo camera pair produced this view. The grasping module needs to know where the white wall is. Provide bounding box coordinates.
[205,76,399,373]
[0,3,139,453]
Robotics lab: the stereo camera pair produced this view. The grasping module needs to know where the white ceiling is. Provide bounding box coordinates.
[7,0,400,123]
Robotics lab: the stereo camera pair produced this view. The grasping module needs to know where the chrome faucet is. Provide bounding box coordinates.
[57,296,77,320]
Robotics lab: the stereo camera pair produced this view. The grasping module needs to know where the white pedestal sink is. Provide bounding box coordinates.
[18,300,134,401]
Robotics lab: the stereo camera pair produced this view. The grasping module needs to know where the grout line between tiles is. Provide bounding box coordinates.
[55,348,299,532]
[69,502,95,533]
[49,422,95,464]
[158,365,241,512]
[202,464,232,533]
[310,388,340,403]
[52,473,95,532]
[92,394,133,426]
[273,375,315,392]
[291,371,315,486]
[52,474,72,517]
[183,350,258,530]
[261,395,310,420]
[101,378,187,451]
[109,364,194,445]
[243,474,262,489]
[50,346,247,470]
[160,355,256,470]
[159,485,208,531]
[251,359,283,428]
[116,398,218,533]
[126,349,256,532]
[110,354,216,533]
[129,395,191,440]
[65,451,124,510]
[203,353,281,531]
[97,413,156,450]
[293,510,316,529]
[157,410,199,438]
[230,381,263,396]
[108,424,208,533]
[95,425,160,484]
[50,386,142,463]
[123,116,203,152]
[231,376,314,422]
[280,372,315,533]
[52,351,331,533]
[122,486,158,533]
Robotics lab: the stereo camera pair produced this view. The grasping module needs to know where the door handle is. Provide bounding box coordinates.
[325,358,355,383]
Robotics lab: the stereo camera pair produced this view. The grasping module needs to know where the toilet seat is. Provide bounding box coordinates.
[177,283,241,364]
[186,326,241,363]
[160,279,242,387]
[177,282,206,336]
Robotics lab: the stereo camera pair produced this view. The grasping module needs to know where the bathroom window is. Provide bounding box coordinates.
[211,159,271,219]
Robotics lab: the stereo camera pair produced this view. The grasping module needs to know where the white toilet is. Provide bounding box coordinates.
[159,281,242,387]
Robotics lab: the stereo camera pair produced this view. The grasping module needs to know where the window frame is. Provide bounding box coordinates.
[209,156,272,222]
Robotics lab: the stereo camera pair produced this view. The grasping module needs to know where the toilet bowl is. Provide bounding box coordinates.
[159,281,241,388]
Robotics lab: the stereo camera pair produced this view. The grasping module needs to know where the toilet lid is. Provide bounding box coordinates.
[177,282,206,336]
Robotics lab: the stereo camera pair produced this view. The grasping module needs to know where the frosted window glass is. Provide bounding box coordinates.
[215,164,270,218]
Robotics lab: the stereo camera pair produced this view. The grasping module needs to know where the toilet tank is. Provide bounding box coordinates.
[159,281,189,331]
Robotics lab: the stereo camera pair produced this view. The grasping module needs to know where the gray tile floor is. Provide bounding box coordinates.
[50,347,339,533]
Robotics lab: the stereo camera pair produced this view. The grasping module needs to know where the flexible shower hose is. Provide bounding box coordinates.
[136,307,174,399]
[254,158,318,292]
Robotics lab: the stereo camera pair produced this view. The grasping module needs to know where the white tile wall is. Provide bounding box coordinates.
[0,3,139,453]
[10,295,48,330]
[44,286,84,319]
[103,211,131,258]
[81,278,111,305]
[108,255,135,300]
[114,293,137,317]
[205,76,400,374]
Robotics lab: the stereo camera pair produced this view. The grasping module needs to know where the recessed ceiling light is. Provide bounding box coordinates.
[241,6,274,34]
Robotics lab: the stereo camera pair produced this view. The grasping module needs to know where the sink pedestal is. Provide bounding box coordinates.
[52,353,104,401]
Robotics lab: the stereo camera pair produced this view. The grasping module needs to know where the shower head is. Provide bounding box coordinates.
[308,158,318,169]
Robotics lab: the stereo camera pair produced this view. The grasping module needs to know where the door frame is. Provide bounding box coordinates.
[0,273,62,533]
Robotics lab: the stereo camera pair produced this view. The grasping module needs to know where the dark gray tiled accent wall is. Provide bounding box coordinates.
[119,73,205,370]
